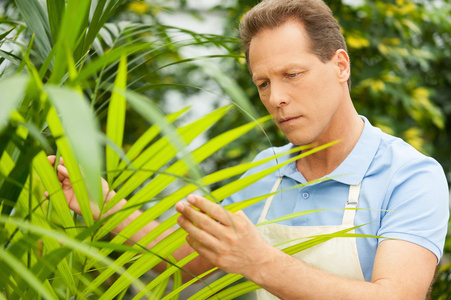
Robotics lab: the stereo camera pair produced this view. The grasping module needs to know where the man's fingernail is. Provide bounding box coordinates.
[175,201,185,212]
[187,195,195,204]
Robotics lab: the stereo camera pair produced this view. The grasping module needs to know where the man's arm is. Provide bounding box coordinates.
[176,194,437,299]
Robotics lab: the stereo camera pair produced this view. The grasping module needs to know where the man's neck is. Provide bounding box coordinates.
[296,114,364,182]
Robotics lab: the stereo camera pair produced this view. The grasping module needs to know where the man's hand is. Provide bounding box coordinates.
[175,194,275,279]
[46,155,116,219]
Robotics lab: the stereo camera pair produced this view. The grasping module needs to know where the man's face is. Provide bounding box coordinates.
[248,20,349,146]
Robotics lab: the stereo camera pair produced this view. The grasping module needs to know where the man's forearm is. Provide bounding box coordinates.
[247,240,434,300]
[248,247,383,300]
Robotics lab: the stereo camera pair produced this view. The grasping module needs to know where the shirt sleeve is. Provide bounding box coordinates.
[377,156,450,262]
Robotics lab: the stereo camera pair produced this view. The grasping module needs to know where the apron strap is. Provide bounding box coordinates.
[258,179,362,226]
[342,183,361,227]
[257,177,283,224]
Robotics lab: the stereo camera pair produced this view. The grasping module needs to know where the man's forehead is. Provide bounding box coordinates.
[248,20,313,65]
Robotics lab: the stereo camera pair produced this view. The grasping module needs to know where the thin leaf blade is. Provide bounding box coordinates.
[0,74,29,133]
[106,56,127,184]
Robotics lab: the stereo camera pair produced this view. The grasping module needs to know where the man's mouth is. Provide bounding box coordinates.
[278,116,301,124]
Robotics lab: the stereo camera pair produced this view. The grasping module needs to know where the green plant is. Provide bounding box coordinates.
[0,1,361,299]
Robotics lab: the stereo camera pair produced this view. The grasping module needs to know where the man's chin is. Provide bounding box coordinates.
[285,137,312,148]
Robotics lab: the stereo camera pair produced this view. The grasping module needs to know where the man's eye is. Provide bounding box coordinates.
[259,82,269,88]
[288,73,300,78]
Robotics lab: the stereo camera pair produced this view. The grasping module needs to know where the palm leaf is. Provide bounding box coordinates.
[0,247,56,300]
[106,104,231,208]
[81,114,272,297]
[74,43,153,84]
[113,106,190,176]
[49,0,91,83]
[0,136,39,216]
[32,151,76,234]
[82,0,126,56]
[115,143,339,298]
[14,0,52,61]
[189,226,366,300]
[14,168,78,294]
[94,149,306,298]
[4,111,77,235]
[0,74,29,133]
[0,232,40,291]
[0,216,148,295]
[99,112,270,244]
[45,85,104,224]
[105,55,127,184]
[45,0,64,44]
[79,113,267,295]
[135,252,207,300]
[198,60,258,119]
[0,49,21,67]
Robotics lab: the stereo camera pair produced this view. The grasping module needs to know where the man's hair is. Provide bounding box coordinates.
[239,0,348,66]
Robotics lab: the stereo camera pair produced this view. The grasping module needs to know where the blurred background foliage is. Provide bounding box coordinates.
[1,0,450,298]
[2,0,450,179]
[112,0,451,177]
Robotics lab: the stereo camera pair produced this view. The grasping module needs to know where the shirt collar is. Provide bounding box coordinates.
[280,116,381,185]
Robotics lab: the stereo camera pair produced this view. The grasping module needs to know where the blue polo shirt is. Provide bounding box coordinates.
[222,116,449,281]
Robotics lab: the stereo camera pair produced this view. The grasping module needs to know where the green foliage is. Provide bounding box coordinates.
[0,0,449,298]
[0,0,267,298]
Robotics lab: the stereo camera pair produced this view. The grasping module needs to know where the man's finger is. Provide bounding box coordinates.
[57,165,69,178]
[47,155,65,166]
[176,211,221,249]
[54,165,69,182]
[185,194,233,226]
[176,201,225,234]
[48,155,56,165]
[185,234,217,264]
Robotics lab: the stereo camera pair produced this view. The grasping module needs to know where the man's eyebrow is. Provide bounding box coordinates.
[252,63,307,82]
[252,74,266,83]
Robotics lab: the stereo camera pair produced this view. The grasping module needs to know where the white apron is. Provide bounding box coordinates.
[255,177,365,299]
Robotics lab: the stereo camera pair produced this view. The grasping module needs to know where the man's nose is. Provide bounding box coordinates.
[269,82,290,108]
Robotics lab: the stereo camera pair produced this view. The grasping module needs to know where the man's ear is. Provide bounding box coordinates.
[334,49,350,84]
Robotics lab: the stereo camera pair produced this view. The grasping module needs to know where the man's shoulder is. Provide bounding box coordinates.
[376,129,440,168]
[366,127,446,189]
[356,117,446,188]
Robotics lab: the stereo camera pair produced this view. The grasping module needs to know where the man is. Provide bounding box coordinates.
[52,0,449,298]
[174,0,449,298]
